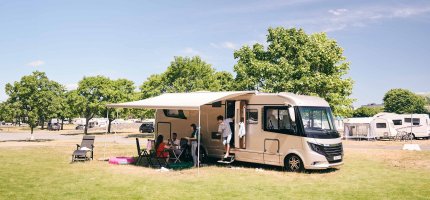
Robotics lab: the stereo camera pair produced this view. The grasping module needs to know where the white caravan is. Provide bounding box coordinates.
[374,113,430,139]
[343,117,397,140]
[108,91,343,171]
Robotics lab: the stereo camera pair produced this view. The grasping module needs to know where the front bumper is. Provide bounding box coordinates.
[305,160,343,169]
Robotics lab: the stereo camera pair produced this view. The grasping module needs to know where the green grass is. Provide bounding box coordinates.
[0,143,430,200]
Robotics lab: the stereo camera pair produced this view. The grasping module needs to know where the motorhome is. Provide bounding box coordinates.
[108,91,343,171]
[343,117,397,140]
[374,113,430,139]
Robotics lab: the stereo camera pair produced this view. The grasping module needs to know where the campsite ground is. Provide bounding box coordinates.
[1,128,430,199]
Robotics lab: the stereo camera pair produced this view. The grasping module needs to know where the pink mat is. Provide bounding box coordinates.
[108,157,135,165]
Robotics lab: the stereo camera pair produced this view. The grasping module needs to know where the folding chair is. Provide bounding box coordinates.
[135,138,152,166]
[72,136,95,162]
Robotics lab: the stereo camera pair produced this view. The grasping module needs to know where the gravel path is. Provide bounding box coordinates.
[2,132,429,151]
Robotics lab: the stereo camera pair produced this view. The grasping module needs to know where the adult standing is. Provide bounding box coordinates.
[217,115,233,159]
[190,124,199,167]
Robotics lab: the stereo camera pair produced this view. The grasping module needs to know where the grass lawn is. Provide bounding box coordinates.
[1,141,430,200]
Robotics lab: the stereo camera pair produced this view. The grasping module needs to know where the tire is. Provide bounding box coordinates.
[285,154,304,172]
[408,133,415,140]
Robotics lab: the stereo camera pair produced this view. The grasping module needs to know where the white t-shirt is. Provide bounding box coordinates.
[172,139,180,146]
[218,118,233,137]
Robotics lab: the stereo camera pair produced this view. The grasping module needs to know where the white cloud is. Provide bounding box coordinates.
[65,83,78,91]
[328,8,348,16]
[27,60,45,67]
[283,4,430,32]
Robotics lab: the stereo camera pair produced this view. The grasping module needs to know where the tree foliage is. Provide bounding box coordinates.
[353,106,383,117]
[4,71,64,134]
[383,89,426,114]
[103,78,136,133]
[0,102,14,122]
[140,56,234,98]
[75,76,113,134]
[233,27,354,116]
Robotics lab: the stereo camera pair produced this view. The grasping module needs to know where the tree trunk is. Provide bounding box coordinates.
[41,118,45,130]
[108,118,114,133]
[84,117,90,135]
[30,126,34,141]
[61,118,64,130]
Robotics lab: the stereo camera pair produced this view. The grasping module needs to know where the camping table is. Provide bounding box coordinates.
[168,146,183,163]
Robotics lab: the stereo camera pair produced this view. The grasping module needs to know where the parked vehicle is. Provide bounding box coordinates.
[75,124,86,130]
[48,122,61,131]
[374,113,430,139]
[108,91,343,171]
[343,117,398,139]
[139,122,154,133]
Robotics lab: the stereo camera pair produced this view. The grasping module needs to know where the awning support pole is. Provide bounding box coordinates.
[103,109,108,160]
[198,107,201,175]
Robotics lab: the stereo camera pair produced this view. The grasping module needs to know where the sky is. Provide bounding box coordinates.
[0,0,429,107]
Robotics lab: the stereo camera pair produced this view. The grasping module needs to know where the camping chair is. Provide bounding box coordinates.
[136,138,168,168]
[72,136,95,162]
[135,138,152,166]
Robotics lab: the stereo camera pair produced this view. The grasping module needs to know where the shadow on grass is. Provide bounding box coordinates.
[203,158,339,174]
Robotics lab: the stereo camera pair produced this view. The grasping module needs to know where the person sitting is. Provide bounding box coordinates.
[155,135,169,161]
[170,132,181,146]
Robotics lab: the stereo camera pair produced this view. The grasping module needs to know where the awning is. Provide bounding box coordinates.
[106,91,253,110]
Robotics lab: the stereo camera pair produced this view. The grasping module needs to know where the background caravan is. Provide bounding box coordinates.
[108,91,344,171]
[343,117,397,140]
[374,113,430,139]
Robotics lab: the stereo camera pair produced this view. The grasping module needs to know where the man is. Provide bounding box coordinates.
[217,115,233,159]
[171,132,180,146]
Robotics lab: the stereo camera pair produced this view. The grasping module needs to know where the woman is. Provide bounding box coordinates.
[155,135,169,160]
[190,124,199,167]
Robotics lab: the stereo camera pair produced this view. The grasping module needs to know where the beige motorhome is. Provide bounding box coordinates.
[108,91,343,171]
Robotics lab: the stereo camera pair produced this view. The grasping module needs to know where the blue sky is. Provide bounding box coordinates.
[0,0,429,107]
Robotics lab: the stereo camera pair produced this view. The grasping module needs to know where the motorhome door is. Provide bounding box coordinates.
[234,100,247,149]
[226,100,235,147]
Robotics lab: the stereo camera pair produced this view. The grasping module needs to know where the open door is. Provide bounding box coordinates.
[235,100,247,149]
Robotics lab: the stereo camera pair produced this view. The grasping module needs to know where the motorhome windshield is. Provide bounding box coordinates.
[298,106,339,139]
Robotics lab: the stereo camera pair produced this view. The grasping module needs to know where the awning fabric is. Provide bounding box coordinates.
[106,91,253,110]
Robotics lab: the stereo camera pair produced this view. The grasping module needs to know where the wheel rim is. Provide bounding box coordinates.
[289,156,301,171]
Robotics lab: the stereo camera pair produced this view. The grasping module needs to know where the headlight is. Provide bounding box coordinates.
[308,142,325,155]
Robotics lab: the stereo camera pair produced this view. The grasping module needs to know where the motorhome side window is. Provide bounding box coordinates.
[405,118,420,125]
[163,109,187,119]
[264,107,294,134]
[376,123,387,128]
[246,109,258,124]
[392,120,402,125]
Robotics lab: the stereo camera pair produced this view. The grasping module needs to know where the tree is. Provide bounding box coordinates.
[139,56,234,103]
[353,106,383,117]
[0,102,14,123]
[56,91,80,130]
[4,71,63,136]
[75,76,112,134]
[104,78,136,133]
[233,27,354,116]
[383,89,426,114]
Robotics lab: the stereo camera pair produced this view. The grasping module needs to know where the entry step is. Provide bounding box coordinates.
[217,155,235,164]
